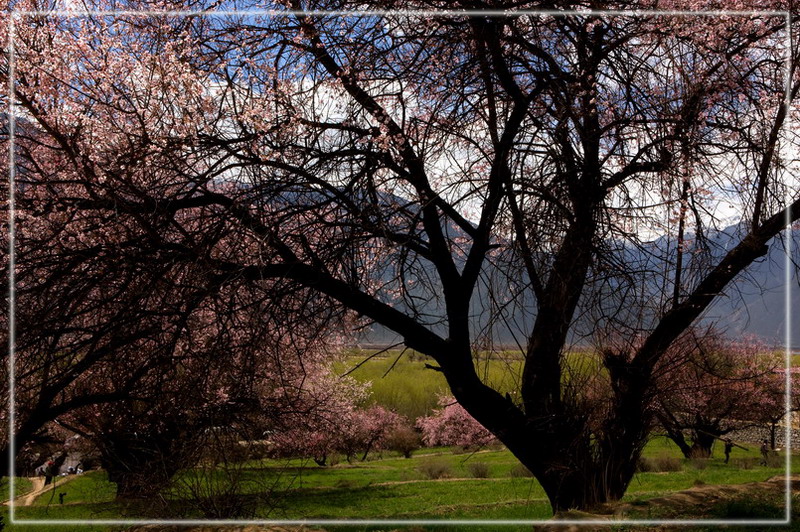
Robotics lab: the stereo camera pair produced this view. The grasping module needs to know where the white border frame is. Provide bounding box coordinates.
[5,8,795,527]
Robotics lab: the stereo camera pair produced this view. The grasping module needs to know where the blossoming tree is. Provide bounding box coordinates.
[4,0,799,512]
[654,332,796,458]
[417,395,497,449]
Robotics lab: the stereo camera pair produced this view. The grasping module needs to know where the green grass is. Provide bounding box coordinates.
[617,489,798,532]
[29,471,116,506]
[1,477,33,502]
[4,438,796,527]
[337,349,600,420]
[335,351,450,420]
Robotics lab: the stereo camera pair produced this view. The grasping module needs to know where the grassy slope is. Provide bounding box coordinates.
[1,477,33,502]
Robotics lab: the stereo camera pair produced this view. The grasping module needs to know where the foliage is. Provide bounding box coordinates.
[270,397,414,465]
[637,456,683,473]
[655,331,797,458]
[383,423,422,458]
[417,396,497,449]
[466,461,491,478]
[3,0,798,513]
[416,458,453,480]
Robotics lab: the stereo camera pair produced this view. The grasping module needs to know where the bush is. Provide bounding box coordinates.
[712,496,782,518]
[636,457,653,472]
[731,457,757,470]
[417,458,452,480]
[509,463,534,478]
[384,425,421,458]
[637,456,682,472]
[466,461,491,478]
[766,452,782,468]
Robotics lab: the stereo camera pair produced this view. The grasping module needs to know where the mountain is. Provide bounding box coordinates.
[360,224,800,349]
[701,226,799,346]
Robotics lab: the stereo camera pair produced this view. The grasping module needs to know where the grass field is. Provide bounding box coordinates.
[337,349,601,420]
[2,437,797,531]
[4,350,796,530]
[1,477,33,503]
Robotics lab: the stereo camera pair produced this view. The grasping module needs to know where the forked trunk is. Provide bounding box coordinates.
[514,424,645,512]
[459,353,653,513]
[535,463,638,512]
[459,391,648,512]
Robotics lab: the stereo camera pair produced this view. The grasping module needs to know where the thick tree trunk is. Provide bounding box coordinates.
[453,374,648,512]
[98,434,183,499]
[500,418,645,512]
[535,466,636,511]
[663,429,693,459]
[524,357,650,512]
[689,429,717,458]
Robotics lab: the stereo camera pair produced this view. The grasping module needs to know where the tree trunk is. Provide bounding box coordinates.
[663,428,693,459]
[459,386,646,512]
[770,422,777,450]
[439,343,652,514]
[531,451,640,511]
[689,430,717,458]
[98,434,183,499]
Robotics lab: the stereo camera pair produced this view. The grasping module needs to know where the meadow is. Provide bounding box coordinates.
[3,349,796,531]
[336,349,601,420]
[2,437,797,531]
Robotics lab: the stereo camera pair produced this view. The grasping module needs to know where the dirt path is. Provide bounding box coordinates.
[553,475,799,530]
[4,475,74,506]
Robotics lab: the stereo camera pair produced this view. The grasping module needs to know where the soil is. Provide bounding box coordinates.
[551,475,799,530]
[3,475,75,506]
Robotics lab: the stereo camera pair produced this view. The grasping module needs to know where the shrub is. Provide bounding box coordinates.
[636,457,653,472]
[766,453,782,468]
[509,463,534,478]
[384,425,421,458]
[731,457,757,470]
[637,456,682,472]
[417,458,452,480]
[466,461,491,478]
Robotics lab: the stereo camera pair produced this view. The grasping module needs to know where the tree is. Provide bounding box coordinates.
[654,332,790,458]
[383,422,421,458]
[417,395,497,449]
[338,405,408,462]
[4,1,799,512]
[267,370,370,466]
[748,367,800,450]
[49,304,358,497]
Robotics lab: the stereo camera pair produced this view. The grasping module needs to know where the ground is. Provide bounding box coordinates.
[1,439,798,531]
